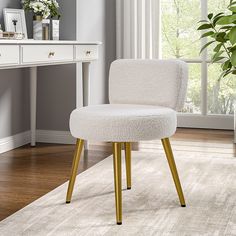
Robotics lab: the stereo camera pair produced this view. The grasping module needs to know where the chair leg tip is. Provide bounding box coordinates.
[66,201,71,204]
[181,204,186,207]
[127,187,131,190]
[117,222,122,225]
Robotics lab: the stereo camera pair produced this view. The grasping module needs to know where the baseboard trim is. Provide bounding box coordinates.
[36,130,76,144]
[0,130,76,155]
[0,131,30,154]
[0,130,136,155]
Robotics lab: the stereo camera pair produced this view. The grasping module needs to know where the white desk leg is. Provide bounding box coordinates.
[82,62,91,150]
[30,67,37,147]
[76,62,83,108]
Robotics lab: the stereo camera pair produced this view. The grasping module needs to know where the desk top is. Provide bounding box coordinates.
[0,40,102,45]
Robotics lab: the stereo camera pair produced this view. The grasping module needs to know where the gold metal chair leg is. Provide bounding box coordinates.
[66,139,84,203]
[161,138,186,207]
[113,142,122,225]
[125,142,132,190]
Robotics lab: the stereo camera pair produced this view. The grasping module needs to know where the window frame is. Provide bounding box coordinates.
[159,0,234,130]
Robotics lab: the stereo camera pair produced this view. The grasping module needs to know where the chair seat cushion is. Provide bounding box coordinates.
[70,104,177,142]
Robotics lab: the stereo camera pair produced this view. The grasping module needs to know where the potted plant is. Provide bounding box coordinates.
[197,0,236,141]
[22,0,60,40]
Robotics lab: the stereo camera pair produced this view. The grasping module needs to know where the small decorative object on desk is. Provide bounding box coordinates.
[3,8,28,39]
[0,32,25,40]
[33,15,43,40]
[51,19,59,40]
[0,24,3,38]
[22,0,60,40]
[42,19,50,40]
[50,0,61,40]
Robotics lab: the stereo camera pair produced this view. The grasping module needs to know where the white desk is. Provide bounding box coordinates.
[0,40,101,147]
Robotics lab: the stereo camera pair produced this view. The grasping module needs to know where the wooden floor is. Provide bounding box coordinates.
[0,128,235,221]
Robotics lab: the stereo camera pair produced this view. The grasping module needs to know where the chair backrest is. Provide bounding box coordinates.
[109,59,188,111]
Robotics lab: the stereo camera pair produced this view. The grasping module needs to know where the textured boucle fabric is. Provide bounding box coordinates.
[109,59,188,111]
[70,59,188,141]
[70,104,176,142]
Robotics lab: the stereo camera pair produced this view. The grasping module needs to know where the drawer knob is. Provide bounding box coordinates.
[48,52,55,57]
[86,51,91,56]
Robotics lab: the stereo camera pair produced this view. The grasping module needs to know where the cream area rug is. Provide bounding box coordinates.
[1,151,236,236]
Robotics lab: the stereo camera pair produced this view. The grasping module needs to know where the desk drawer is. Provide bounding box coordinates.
[22,45,74,64]
[0,46,19,65]
[75,45,98,60]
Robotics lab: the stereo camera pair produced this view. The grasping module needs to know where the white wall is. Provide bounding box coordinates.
[77,0,116,105]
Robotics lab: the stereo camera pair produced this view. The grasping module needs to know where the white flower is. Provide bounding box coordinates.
[52,0,59,8]
[42,0,50,4]
[30,2,45,13]
[24,0,60,18]
[43,7,50,18]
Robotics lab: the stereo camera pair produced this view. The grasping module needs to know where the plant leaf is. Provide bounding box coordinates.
[198,20,208,23]
[230,50,236,66]
[228,26,236,45]
[229,6,236,12]
[219,69,233,79]
[216,15,236,25]
[200,31,214,38]
[215,32,227,42]
[222,60,232,71]
[200,41,215,54]
[213,15,225,25]
[220,25,233,30]
[212,56,225,63]
[223,69,235,77]
[213,43,223,52]
[197,24,213,30]
[229,44,236,52]
[208,13,213,19]
[228,1,236,7]
[212,50,224,59]
[213,12,224,19]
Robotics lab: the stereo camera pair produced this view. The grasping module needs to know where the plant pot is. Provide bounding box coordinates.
[51,19,60,40]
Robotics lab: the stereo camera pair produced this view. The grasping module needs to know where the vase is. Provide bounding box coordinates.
[33,15,43,40]
[51,19,60,40]
[33,16,50,40]
[42,19,50,40]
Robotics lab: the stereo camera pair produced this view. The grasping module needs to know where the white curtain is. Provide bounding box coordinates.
[116,0,161,59]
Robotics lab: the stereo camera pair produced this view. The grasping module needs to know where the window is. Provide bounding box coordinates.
[160,0,234,129]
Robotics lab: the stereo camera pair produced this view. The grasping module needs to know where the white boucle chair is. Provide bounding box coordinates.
[66,59,188,225]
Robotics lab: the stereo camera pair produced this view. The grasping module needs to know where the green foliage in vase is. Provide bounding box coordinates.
[22,0,61,19]
[198,0,236,78]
